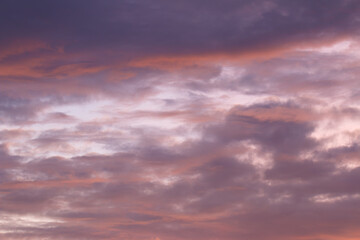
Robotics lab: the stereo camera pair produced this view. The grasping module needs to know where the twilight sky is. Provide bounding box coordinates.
[1,1,360,239]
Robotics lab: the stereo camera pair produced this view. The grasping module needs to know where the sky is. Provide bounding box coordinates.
[1,0,360,239]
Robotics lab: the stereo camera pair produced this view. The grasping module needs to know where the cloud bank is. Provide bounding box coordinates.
[1,1,360,239]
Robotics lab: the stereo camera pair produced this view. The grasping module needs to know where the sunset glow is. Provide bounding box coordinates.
[1,1,360,240]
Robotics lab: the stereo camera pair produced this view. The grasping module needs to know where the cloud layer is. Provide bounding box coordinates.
[1,1,360,239]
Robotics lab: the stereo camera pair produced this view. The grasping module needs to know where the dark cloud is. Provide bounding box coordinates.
[265,160,335,181]
[207,102,317,156]
[1,0,359,58]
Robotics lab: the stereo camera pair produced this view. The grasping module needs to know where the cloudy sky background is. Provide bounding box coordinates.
[1,0,360,239]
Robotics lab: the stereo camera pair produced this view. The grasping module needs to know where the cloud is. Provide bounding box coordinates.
[1,1,360,240]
